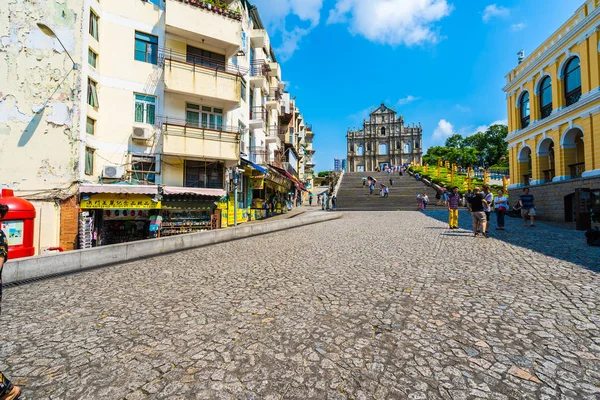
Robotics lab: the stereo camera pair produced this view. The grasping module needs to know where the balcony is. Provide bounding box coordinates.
[265,125,280,145]
[165,0,241,58]
[249,60,269,91]
[249,28,269,49]
[163,48,242,110]
[249,106,267,129]
[267,61,281,80]
[569,162,585,179]
[543,168,555,183]
[160,117,239,161]
[248,146,268,165]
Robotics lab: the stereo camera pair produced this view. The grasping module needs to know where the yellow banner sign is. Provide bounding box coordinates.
[80,193,160,209]
[251,177,265,190]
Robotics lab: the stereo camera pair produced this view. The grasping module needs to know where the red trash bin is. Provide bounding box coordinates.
[0,189,36,259]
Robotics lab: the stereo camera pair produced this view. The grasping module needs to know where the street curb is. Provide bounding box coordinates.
[3,212,343,285]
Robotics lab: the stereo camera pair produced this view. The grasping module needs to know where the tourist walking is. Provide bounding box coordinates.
[0,204,22,400]
[331,196,337,210]
[468,187,489,237]
[309,193,313,206]
[482,185,493,234]
[422,193,429,210]
[416,193,423,211]
[446,186,461,229]
[519,188,536,227]
[369,183,374,195]
[389,178,393,187]
[494,189,508,230]
[383,186,389,198]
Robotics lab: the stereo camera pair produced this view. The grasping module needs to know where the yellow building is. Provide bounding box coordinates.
[504,0,600,225]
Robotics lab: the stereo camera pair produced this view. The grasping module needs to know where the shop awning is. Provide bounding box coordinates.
[240,157,268,174]
[162,186,226,197]
[79,184,158,195]
[269,166,308,192]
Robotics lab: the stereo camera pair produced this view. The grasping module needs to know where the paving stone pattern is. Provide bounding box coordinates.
[1,211,600,399]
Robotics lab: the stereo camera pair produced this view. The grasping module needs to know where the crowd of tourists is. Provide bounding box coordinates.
[445,185,535,237]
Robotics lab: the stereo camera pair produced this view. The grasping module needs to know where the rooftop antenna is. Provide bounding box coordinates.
[517,50,525,64]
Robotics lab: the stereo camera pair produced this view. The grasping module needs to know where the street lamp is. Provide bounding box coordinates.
[37,23,78,69]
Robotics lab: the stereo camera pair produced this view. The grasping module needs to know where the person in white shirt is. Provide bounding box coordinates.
[482,185,493,234]
[494,189,508,230]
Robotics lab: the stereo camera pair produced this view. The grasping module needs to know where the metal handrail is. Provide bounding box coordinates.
[569,162,585,178]
[159,47,248,75]
[159,116,241,135]
[250,106,267,121]
[250,59,270,77]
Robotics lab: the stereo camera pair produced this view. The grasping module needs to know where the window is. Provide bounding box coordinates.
[241,79,247,102]
[85,147,94,175]
[564,57,581,106]
[379,143,388,155]
[186,103,223,130]
[414,139,420,149]
[519,91,530,129]
[131,155,157,183]
[367,144,371,151]
[89,10,99,40]
[184,161,224,188]
[87,79,99,107]
[86,117,95,135]
[134,31,158,64]
[186,45,225,70]
[381,127,386,136]
[539,76,552,119]
[88,48,97,68]
[134,94,156,124]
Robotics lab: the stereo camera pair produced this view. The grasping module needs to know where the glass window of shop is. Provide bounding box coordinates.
[184,161,224,188]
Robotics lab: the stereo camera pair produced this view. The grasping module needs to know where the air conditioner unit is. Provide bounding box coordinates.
[103,165,125,179]
[132,126,152,141]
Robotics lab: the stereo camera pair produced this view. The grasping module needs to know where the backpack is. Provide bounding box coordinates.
[585,227,600,246]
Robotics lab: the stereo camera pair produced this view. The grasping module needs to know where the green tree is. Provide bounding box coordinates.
[317,171,329,177]
[444,134,465,149]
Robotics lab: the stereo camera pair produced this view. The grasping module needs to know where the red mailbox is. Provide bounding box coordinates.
[0,189,36,259]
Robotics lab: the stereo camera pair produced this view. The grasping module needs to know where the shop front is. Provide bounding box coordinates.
[248,166,294,220]
[79,185,161,248]
[160,186,226,234]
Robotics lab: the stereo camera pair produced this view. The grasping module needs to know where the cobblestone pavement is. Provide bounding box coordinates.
[2,211,600,399]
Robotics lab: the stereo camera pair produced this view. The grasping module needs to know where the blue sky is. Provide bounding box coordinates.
[252,0,581,172]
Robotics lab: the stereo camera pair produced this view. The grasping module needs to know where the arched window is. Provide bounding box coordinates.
[414,139,420,149]
[381,127,386,136]
[539,76,552,119]
[564,57,581,106]
[356,146,364,156]
[519,91,530,129]
[379,143,388,155]
[367,143,371,151]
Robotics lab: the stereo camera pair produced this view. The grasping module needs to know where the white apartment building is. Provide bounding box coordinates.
[0,0,315,252]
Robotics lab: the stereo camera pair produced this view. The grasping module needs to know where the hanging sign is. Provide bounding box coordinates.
[80,193,160,209]
[252,176,265,189]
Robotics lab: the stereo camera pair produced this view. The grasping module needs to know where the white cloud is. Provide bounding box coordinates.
[465,119,508,136]
[482,4,510,23]
[433,119,455,140]
[252,0,324,61]
[327,0,453,46]
[511,23,526,32]
[397,95,420,105]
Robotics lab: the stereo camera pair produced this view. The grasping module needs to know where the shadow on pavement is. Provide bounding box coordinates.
[424,209,600,272]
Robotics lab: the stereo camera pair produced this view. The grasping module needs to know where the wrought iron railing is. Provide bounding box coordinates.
[265,124,280,138]
[250,106,267,121]
[569,162,585,178]
[160,47,248,75]
[565,88,582,107]
[250,60,269,77]
[522,173,532,185]
[541,104,552,119]
[248,146,268,164]
[542,168,555,183]
[159,116,241,139]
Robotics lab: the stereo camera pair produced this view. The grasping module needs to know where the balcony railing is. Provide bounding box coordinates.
[266,125,280,138]
[159,116,241,136]
[566,88,582,107]
[161,47,247,76]
[250,106,267,121]
[248,146,267,164]
[522,173,532,185]
[250,60,269,77]
[542,168,555,183]
[569,162,585,179]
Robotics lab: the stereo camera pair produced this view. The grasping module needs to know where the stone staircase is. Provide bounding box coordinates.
[335,171,439,211]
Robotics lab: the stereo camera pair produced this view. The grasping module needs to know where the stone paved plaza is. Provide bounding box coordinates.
[2,210,600,399]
